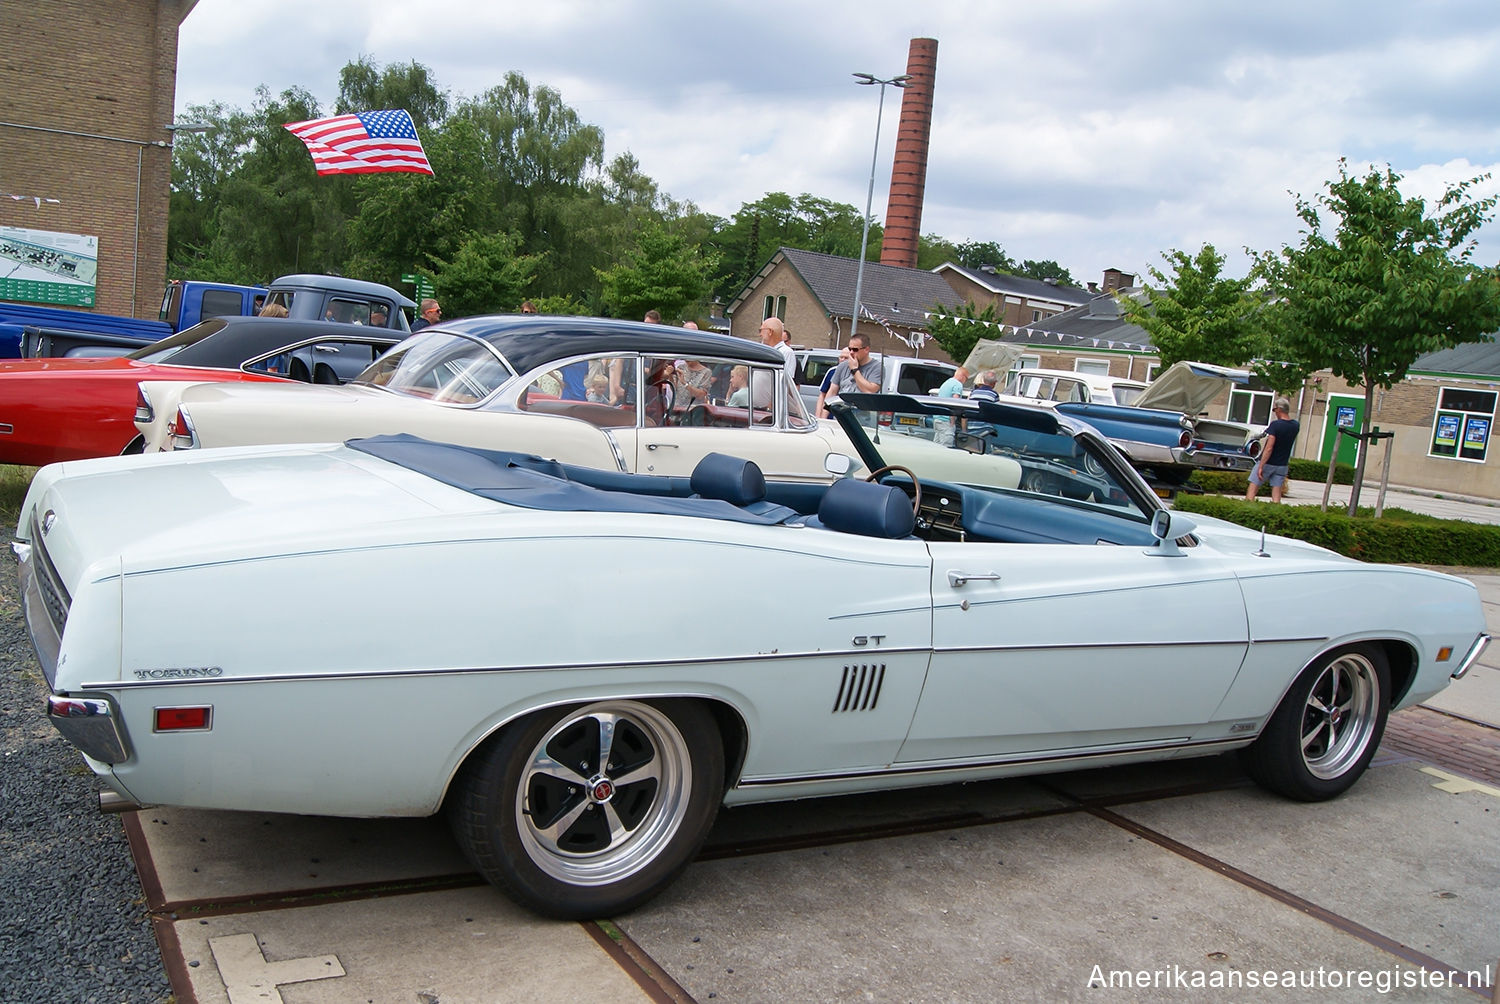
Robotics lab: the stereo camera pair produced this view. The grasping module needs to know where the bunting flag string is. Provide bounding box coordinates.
[2,194,61,207]
[920,308,1149,352]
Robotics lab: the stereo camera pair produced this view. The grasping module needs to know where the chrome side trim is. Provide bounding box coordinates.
[737,737,1248,788]
[1451,633,1491,680]
[47,694,130,763]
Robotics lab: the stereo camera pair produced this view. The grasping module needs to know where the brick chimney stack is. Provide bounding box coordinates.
[879,37,938,269]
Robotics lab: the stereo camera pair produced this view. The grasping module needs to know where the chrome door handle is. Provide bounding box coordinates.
[947,570,1001,588]
[645,443,679,451]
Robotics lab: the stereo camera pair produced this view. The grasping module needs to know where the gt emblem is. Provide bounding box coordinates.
[591,779,614,802]
[41,510,56,536]
[852,635,886,647]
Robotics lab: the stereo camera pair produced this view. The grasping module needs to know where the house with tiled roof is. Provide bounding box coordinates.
[727,247,965,361]
[932,262,1099,326]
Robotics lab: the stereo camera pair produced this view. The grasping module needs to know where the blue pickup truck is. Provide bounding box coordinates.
[0,274,414,358]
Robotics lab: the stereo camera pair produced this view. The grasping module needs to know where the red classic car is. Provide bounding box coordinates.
[0,316,402,466]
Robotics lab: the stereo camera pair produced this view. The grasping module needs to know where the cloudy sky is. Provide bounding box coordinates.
[175,0,1500,288]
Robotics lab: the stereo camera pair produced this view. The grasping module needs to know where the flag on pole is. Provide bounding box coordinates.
[283,109,433,176]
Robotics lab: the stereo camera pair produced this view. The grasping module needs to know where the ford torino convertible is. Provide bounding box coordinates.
[15,394,1488,919]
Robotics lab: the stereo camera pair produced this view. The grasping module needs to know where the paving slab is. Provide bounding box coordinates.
[170,885,650,1004]
[619,803,1480,1002]
[131,807,471,906]
[1113,760,1500,979]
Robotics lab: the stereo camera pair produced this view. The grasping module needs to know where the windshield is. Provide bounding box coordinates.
[354,331,515,404]
[840,398,1156,524]
[126,317,229,364]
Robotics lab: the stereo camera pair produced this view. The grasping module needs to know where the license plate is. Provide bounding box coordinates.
[895,415,922,427]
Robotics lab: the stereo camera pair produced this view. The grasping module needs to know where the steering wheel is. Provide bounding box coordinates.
[864,464,923,517]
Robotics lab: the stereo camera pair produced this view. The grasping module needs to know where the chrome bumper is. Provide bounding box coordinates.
[1451,633,1491,680]
[47,694,130,764]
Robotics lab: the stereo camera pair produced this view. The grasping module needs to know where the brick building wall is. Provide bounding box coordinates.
[0,1,196,318]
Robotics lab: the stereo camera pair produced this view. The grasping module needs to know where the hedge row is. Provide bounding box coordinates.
[1186,459,1355,495]
[1174,493,1500,566]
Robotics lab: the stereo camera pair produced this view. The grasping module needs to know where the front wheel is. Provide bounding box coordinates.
[448,699,723,919]
[1240,645,1390,801]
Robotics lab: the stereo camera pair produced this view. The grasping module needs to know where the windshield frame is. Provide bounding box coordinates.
[353,330,517,406]
[829,392,1165,524]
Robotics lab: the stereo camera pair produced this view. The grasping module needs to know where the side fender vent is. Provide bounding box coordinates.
[833,664,886,713]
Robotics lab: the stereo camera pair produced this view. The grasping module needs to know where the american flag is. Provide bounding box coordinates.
[283,109,433,176]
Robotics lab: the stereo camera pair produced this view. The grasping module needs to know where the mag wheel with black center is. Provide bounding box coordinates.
[1241,644,1390,801]
[448,699,723,919]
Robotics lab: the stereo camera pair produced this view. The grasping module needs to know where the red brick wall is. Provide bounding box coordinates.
[0,1,195,318]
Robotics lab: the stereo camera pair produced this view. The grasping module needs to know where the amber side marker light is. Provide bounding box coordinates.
[155,706,211,732]
[1436,647,1453,662]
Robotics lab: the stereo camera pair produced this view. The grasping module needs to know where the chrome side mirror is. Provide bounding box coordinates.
[1148,509,1197,556]
[824,453,855,477]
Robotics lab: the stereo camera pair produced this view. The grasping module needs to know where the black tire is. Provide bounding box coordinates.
[1240,644,1390,801]
[448,699,723,919]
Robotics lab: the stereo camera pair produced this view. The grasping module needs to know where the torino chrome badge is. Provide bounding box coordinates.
[41,510,56,536]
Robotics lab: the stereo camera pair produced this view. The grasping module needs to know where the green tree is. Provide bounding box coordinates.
[1259,160,1500,508]
[711,193,871,300]
[336,56,449,127]
[429,231,543,317]
[1120,244,1269,369]
[925,301,1002,366]
[1017,259,1076,286]
[597,223,720,322]
[953,240,1015,272]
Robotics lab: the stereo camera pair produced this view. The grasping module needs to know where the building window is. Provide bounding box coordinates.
[1031,309,1043,323]
[1228,389,1273,425]
[1144,362,1160,382]
[762,295,787,321]
[1429,386,1496,463]
[1073,357,1111,376]
[777,296,787,320]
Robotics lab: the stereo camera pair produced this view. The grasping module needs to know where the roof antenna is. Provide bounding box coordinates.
[1254,524,1269,558]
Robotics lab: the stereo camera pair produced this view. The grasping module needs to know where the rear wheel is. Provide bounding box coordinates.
[1240,644,1390,801]
[448,699,722,919]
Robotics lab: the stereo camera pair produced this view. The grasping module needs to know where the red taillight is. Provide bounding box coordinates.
[878,411,894,427]
[1178,430,1192,448]
[169,407,196,449]
[155,706,211,732]
[1247,438,1263,458]
[134,386,154,423]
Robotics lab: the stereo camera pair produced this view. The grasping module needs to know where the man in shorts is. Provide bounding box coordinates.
[1245,397,1300,503]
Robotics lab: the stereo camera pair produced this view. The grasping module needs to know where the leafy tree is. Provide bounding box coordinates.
[1119,244,1270,369]
[1017,259,1076,286]
[336,56,449,127]
[953,240,1015,272]
[198,85,353,282]
[925,301,1002,366]
[528,294,591,315]
[711,193,871,300]
[1258,160,1500,508]
[429,231,543,317]
[597,223,720,322]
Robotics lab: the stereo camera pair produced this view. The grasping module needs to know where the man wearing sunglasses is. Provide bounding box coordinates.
[815,334,881,417]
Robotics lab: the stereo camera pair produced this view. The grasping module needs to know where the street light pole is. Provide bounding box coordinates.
[848,72,909,365]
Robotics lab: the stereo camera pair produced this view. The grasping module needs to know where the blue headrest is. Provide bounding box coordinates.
[816,478,915,538]
[690,453,766,506]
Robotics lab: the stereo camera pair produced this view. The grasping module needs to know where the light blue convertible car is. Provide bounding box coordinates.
[16,392,1487,918]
